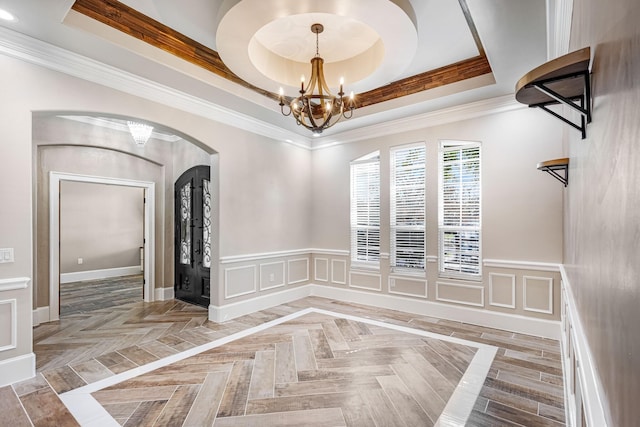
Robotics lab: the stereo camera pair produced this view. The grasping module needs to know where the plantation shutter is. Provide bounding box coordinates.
[350,155,380,264]
[439,142,481,276]
[390,145,426,271]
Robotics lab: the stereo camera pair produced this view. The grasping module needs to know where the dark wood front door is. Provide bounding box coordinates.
[174,165,211,307]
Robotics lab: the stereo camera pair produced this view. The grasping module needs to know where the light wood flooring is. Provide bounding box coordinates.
[2,295,566,426]
[60,274,143,316]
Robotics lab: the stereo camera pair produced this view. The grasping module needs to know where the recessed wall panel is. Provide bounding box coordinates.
[225,265,257,299]
[349,271,382,291]
[259,261,285,291]
[0,299,16,352]
[523,276,553,314]
[389,276,427,298]
[314,258,329,282]
[436,281,484,307]
[489,273,516,309]
[331,259,347,285]
[288,258,309,285]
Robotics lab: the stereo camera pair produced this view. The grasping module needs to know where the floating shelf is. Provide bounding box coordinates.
[537,158,569,187]
[516,47,592,139]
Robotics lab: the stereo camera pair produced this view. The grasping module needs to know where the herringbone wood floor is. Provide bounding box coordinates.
[2,291,566,426]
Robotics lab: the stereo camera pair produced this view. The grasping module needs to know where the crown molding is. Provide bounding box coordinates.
[311,94,524,150]
[0,26,312,149]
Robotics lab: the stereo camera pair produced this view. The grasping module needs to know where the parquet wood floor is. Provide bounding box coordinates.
[60,275,143,316]
[3,296,566,426]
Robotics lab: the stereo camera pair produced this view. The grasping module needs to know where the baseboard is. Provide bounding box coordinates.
[208,283,560,339]
[310,285,560,339]
[60,266,142,284]
[32,306,50,327]
[154,287,174,301]
[0,353,35,387]
[560,266,610,426]
[209,285,311,323]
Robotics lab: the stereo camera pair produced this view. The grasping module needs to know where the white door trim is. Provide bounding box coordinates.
[49,172,155,321]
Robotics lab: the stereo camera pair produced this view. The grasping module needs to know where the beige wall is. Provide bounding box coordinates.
[564,0,640,425]
[60,181,144,273]
[311,107,564,320]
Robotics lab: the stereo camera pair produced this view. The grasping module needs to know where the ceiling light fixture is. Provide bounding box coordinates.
[0,9,16,21]
[278,23,355,135]
[127,121,154,147]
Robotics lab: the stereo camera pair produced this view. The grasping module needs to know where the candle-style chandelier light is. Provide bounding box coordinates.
[278,23,355,135]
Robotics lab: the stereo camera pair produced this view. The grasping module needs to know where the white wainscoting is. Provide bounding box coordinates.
[314,258,329,282]
[349,271,382,292]
[224,265,257,299]
[0,299,17,352]
[523,275,554,314]
[560,266,609,427]
[259,261,286,291]
[288,258,309,285]
[331,259,347,285]
[388,276,428,299]
[489,273,516,309]
[436,281,485,307]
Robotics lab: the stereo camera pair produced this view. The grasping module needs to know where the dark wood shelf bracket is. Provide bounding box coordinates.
[516,47,592,139]
[537,158,569,187]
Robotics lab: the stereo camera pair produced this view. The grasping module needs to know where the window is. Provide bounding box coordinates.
[390,144,426,272]
[439,141,481,277]
[350,152,380,266]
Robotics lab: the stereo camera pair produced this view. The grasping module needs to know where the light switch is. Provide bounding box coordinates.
[0,248,14,263]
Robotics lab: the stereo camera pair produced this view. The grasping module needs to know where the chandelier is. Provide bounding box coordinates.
[127,121,154,147]
[278,23,355,135]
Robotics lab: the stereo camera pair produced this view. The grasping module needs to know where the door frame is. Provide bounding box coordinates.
[49,171,155,321]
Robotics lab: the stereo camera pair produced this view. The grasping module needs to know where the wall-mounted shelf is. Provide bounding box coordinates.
[537,158,569,187]
[516,47,591,139]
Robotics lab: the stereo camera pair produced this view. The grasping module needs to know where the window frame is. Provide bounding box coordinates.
[350,151,381,269]
[390,142,426,276]
[438,140,482,280]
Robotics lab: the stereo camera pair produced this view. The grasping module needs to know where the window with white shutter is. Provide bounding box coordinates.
[350,152,380,266]
[390,144,426,272]
[438,141,481,277]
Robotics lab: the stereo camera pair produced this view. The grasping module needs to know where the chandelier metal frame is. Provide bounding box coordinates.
[278,23,355,134]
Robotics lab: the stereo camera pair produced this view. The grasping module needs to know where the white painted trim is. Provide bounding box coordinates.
[209,286,311,323]
[331,259,347,285]
[349,271,382,292]
[287,258,309,285]
[154,287,175,302]
[483,259,560,272]
[206,284,560,338]
[436,281,485,307]
[224,265,257,299]
[312,284,559,339]
[311,248,350,257]
[259,261,286,291]
[60,266,141,284]
[523,275,554,314]
[0,299,17,352]
[0,353,35,387]
[488,272,516,309]
[311,95,524,150]
[220,249,312,264]
[314,258,329,282]
[560,266,610,427]
[388,276,428,299]
[49,172,155,322]
[32,306,51,327]
[0,26,311,150]
[0,277,29,292]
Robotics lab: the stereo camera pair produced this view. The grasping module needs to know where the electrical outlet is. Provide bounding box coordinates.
[0,248,14,263]
[269,273,275,282]
[78,257,83,265]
